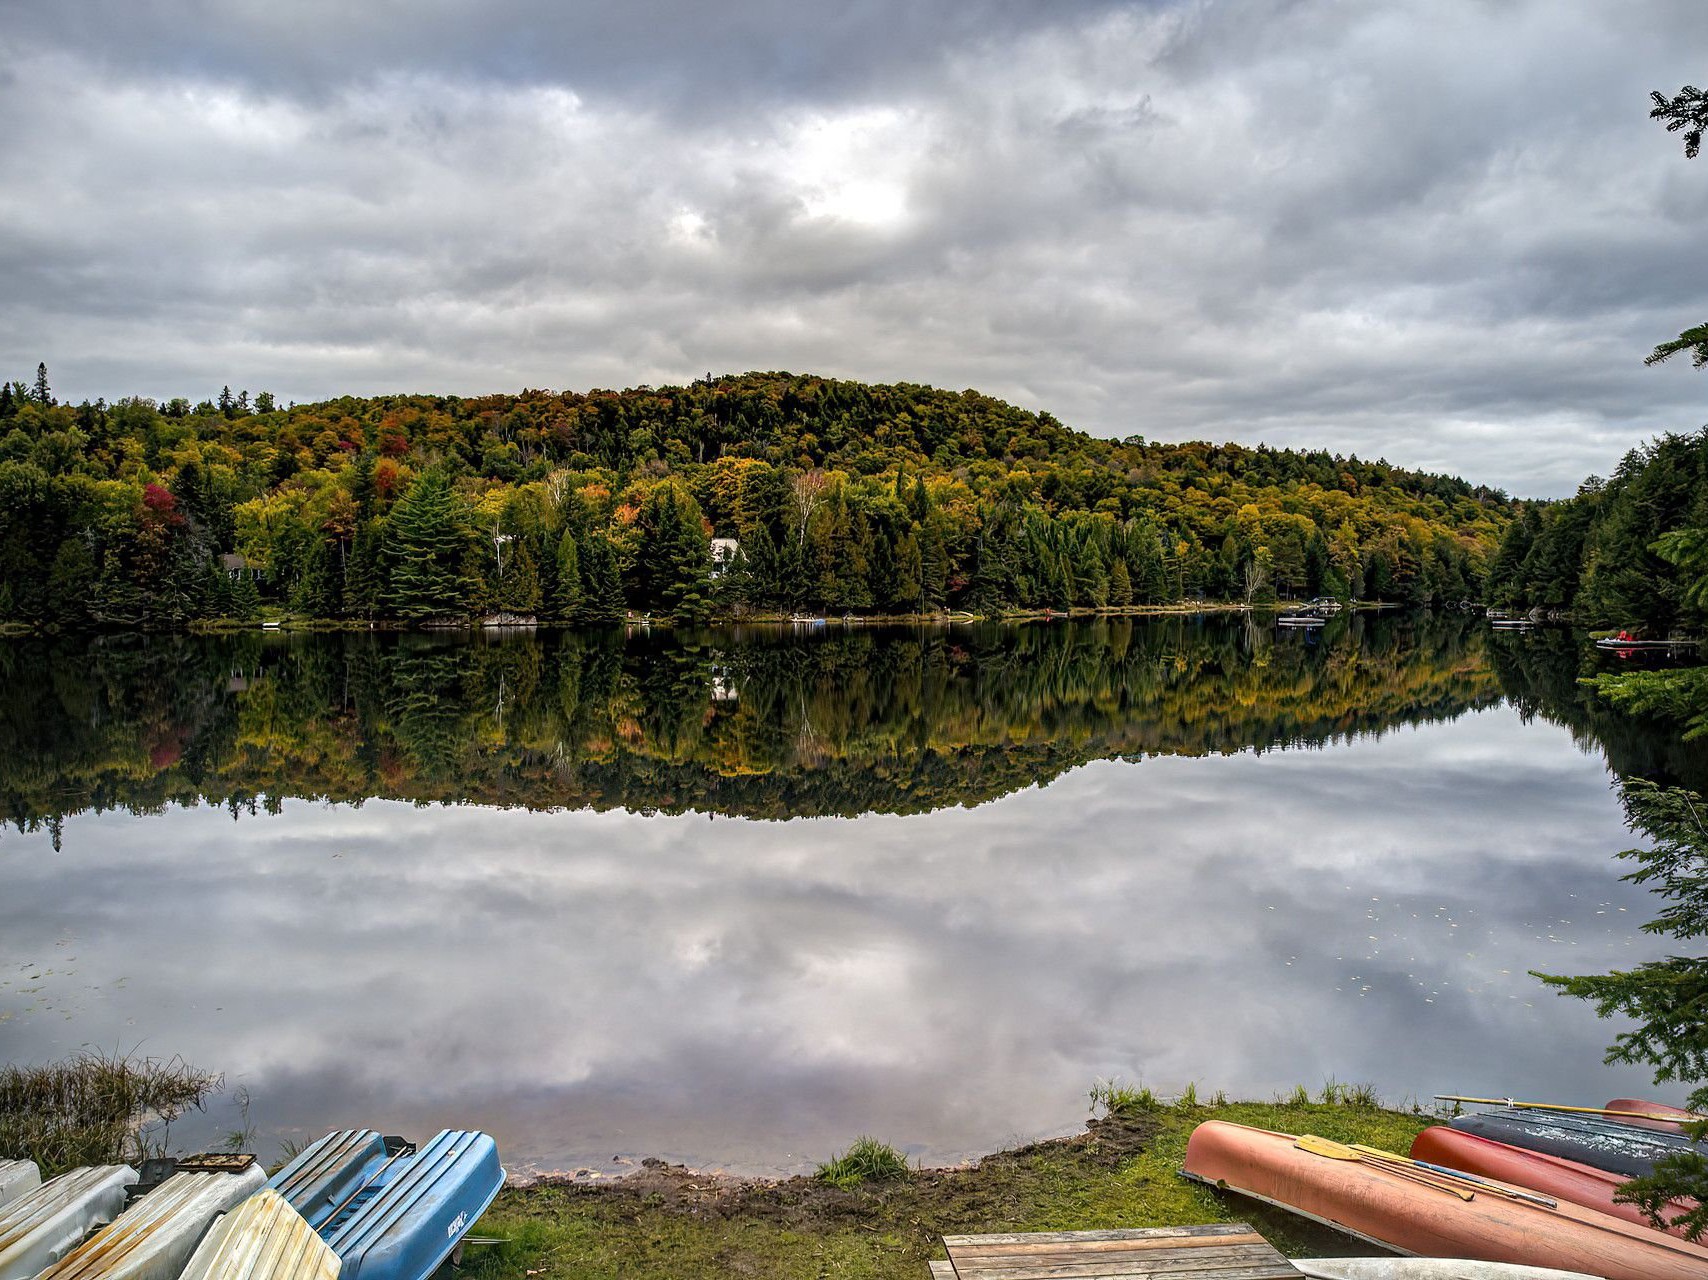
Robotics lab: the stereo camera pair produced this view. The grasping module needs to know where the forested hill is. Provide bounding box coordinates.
[0,369,1513,629]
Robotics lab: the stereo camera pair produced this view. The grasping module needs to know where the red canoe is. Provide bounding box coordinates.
[1181,1120,1708,1280]
[1411,1124,1699,1236]
[1605,1098,1700,1134]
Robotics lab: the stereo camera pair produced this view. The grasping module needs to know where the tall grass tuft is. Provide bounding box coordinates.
[815,1137,910,1189]
[1339,1081,1380,1108]
[0,1051,221,1177]
[1088,1078,1160,1118]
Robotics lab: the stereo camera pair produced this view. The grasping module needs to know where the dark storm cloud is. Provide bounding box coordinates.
[3,0,1708,494]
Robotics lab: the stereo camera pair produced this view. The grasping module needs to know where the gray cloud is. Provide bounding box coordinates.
[3,0,1708,494]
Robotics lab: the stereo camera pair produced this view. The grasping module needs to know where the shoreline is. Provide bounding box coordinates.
[0,600,1404,638]
[464,1096,1432,1280]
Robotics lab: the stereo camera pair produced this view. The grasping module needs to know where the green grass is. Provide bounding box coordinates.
[816,1137,911,1189]
[0,1051,221,1177]
[465,1093,1434,1280]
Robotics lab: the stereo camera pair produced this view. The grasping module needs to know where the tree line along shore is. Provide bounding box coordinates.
[0,369,1512,630]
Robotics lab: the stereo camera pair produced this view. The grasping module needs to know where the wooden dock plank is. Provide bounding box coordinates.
[949,1250,1291,1271]
[942,1244,1277,1264]
[949,1234,1268,1257]
[955,1270,1296,1280]
[940,1223,1299,1280]
[944,1225,1260,1248]
[948,1246,1282,1273]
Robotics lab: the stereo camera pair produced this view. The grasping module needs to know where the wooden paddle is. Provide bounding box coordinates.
[1347,1144,1557,1208]
[1295,1135,1475,1200]
[1435,1095,1706,1124]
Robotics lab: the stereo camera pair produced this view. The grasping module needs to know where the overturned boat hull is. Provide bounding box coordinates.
[1603,1099,1697,1135]
[1449,1111,1706,1180]
[1181,1120,1708,1280]
[33,1166,266,1280]
[1412,1126,1697,1236]
[270,1130,503,1280]
[0,1165,137,1280]
[179,1189,339,1280]
[0,1165,39,1212]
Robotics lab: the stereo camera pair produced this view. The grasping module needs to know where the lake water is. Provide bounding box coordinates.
[0,615,1699,1177]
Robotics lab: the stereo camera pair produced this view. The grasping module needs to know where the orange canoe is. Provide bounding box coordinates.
[1605,1098,1700,1134]
[1411,1124,1699,1236]
[1181,1120,1708,1280]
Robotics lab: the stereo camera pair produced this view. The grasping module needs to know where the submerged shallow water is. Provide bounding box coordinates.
[0,616,1696,1175]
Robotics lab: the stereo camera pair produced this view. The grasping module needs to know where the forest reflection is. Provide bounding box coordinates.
[0,612,1685,840]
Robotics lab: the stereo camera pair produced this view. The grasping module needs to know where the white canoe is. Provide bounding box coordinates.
[1295,1260,1607,1280]
[0,1164,39,1210]
[0,1166,136,1280]
[35,1166,266,1280]
[180,1190,339,1280]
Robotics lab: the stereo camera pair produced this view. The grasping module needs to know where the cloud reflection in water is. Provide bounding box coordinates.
[0,706,1672,1175]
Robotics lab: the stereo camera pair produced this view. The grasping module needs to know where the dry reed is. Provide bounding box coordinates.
[0,1051,220,1177]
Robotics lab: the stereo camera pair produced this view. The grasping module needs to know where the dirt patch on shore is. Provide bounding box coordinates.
[515,1113,1161,1239]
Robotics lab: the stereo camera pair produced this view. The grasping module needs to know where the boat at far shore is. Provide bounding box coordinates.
[1594,636,1699,650]
[1181,1120,1708,1280]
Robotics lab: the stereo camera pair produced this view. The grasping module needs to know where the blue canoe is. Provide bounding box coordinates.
[268,1130,503,1280]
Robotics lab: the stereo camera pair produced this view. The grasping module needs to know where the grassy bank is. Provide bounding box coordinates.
[465,1094,1430,1280]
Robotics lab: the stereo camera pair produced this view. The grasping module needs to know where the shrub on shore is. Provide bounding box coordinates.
[816,1136,911,1189]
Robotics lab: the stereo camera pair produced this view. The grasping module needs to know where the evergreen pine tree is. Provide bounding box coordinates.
[32,363,50,406]
[47,539,97,627]
[919,519,948,609]
[891,530,923,612]
[380,469,473,620]
[578,532,625,623]
[292,540,343,617]
[1110,559,1133,608]
[351,451,378,520]
[347,520,382,618]
[550,528,582,619]
[497,542,542,613]
[633,482,712,618]
[230,570,261,620]
[1537,780,1708,1239]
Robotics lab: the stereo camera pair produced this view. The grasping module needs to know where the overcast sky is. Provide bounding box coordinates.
[4,0,1707,496]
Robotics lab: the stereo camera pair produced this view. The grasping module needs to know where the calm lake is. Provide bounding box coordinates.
[0,615,1701,1177]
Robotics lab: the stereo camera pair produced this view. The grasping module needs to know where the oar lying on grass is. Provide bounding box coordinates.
[1436,1095,1706,1124]
[1347,1144,1556,1208]
[1295,1135,1474,1200]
